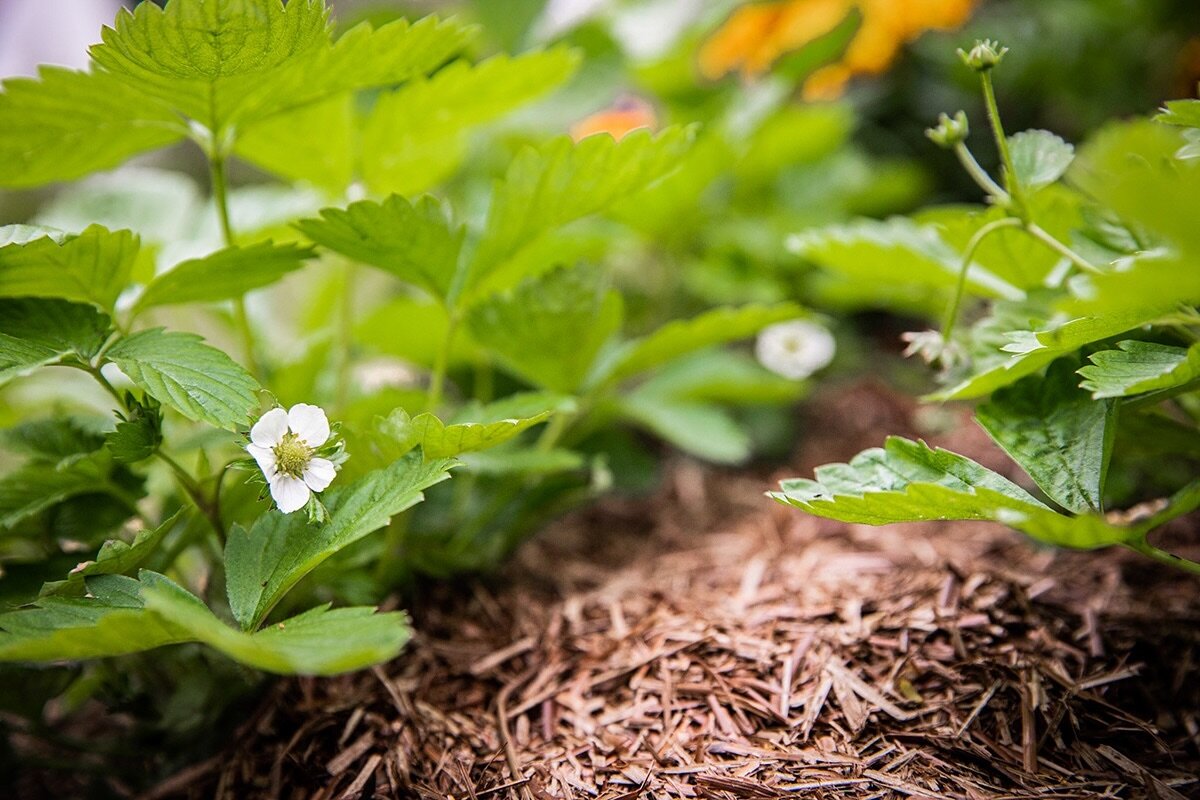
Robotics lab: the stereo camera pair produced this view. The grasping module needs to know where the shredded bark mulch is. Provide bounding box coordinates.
[180,381,1200,800]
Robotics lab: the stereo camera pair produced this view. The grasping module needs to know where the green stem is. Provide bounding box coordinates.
[208,149,263,381]
[1024,222,1103,275]
[157,451,226,543]
[1124,376,1200,413]
[942,218,1023,341]
[954,143,1008,202]
[87,366,131,415]
[1127,540,1200,576]
[980,71,1026,218]
[334,262,357,413]
[426,314,460,412]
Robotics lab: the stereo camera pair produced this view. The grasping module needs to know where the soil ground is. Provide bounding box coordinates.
[21,382,1200,799]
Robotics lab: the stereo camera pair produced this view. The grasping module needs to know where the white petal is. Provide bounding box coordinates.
[302,457,337,493]
[250,408,289,447]
[287,403,330,448]
[246,443,277,476]
[269,475,310,514]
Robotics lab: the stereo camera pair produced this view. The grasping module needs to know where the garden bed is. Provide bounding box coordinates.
[170,383,1200,799]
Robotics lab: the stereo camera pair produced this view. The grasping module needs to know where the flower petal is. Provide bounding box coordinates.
[269,475,310,514]
[250,408,289,447]
[302,457,337,493]
[246,443,277,476]
[288,403,330,448]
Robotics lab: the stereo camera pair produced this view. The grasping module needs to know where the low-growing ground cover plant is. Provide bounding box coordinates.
[0,0,827,688]
[776,41,1200,574]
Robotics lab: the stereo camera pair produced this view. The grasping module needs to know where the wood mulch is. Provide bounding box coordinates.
[174,381,1200,800]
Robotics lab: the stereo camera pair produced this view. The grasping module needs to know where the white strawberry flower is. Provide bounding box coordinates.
[755,320,836,380]
[246,404,338,514]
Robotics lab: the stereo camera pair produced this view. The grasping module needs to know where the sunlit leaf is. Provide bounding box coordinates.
[106,329,260,431]
[1079,340,1200,399]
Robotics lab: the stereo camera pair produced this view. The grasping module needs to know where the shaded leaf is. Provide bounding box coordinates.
[467,265,622,393]
[40,511,184,596]
[598,303,805,385]
[976,359,1116,513]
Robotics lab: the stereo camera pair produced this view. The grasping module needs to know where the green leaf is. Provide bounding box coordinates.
[105,395,164,464]
[1071,120,1200,257]
[459,447,585,477]
[0,226,139,312]
[1,417,107,463]
[234,95,355,189]
[0,225,70,246]
[467,265,622,393]
[931,307,1161,401]
[917,186,1086,290]
[1007,129,1075,192]
[296,196,463,300]
[1156,99,1200,130]
[359,47,580,195]
[0,298,111,386]
[89,0,330,132]
[0,572,410,675]
[142,575,410,675]
[404,394,569,460]
[1079,340,1200,399]
[618,393,751,465]
[771,437,1196,553]
[791,218,1023,305]
[40,512,183,597]
[598,303,805,385]
[232,16,476,187]
[633,350,806,406]
[224,453,454,630]
[463,128,694,301]
[33,168,201,244]
[0,455,125,530]
[133,242,314,313]
[0,67,183,189]
[976,359,1116,514]
[105,329,260,431]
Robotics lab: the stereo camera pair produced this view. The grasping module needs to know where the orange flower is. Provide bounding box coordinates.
[699,0,978,98]
[570,97,658,141]
[698,0,849,81]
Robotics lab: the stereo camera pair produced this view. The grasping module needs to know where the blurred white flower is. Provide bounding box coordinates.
[901,329,966,372]
[246,404,337,514]
[353,357,419,394]
[0,0,120,78]
[755,320,836,380]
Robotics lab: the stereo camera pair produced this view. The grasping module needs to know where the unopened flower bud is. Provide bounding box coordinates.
[957,39,1008,72]
[925,111,970,149]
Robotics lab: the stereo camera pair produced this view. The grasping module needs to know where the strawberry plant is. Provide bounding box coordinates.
[0,0,819,682]
[777,41,1200,574]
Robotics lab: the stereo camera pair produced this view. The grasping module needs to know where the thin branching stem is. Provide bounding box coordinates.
[980,70,1026,219]
[942,218,1022,341]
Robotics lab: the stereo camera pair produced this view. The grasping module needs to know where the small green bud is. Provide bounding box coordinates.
[957,39,1008,72]
[925,111,970,149]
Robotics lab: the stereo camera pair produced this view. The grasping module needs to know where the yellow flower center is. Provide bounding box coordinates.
[272,432,312,479]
